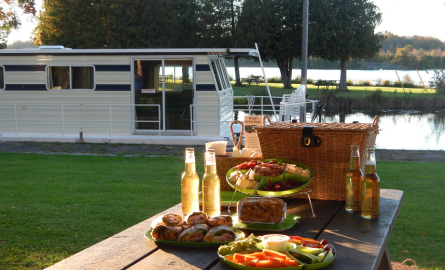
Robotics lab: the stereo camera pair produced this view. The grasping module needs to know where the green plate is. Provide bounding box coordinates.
[302,255,336,270]
[231,214,301,231]
[226,159,313,196]
[144,228,245,247]
[199,191,255,207]
[219,249,304,270]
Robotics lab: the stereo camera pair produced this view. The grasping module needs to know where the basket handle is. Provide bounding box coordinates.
[263,115,271,125]
[230,120,244,149]
[372,115,379,127]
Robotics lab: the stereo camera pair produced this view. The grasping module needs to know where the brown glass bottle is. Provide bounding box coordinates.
[361,148,380,219]
[345,145,363,213]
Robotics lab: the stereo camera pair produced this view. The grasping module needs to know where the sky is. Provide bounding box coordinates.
[6,0,445,45]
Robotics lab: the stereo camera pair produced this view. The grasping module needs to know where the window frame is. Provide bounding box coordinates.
[46,65,96,91]
[0,65,5,90]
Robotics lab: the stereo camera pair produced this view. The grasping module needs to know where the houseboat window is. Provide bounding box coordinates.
[0,66,4,90]
[209,57,231,91]
[47,66,94,90]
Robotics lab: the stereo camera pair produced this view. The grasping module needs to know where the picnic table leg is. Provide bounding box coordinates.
[378,248,393,270]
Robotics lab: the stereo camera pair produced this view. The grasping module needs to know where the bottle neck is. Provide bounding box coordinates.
[350,146,361,169]
[365,163,377,174]
[350,156,361,169]
[185,162,196,173]
[205,164,217,175]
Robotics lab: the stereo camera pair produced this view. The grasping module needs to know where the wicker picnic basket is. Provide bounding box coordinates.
[254,116,380,201]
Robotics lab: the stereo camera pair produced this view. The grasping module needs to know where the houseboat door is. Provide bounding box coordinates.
[133,58,194,134]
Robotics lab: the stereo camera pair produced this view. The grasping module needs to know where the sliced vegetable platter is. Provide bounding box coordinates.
[226,159,313,196]
[217,234,336,270]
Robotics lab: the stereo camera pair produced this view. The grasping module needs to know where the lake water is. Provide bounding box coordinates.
[237,110,445,151]
[323,111,445,150]
[230,67,443,150]
[227,67,435,86]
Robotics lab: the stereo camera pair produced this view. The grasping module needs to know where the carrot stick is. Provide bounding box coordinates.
[262,249,288,259]
[240,260,256,266]
[255,260,282,268]
[233,253,245,262]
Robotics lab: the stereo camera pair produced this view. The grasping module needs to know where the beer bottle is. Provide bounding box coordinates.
[361,148,380,219]
[181,148,200,215]
[202,149,221,217]
[345,145,363,213]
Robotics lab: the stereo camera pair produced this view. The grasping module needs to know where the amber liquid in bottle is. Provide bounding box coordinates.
[181,148,200,216]
[202,150,221,217]
[345,145,363,213]
[361,149,380,219]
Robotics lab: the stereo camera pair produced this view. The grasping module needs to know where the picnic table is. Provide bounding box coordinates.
[315,80,339,90]
[46,189,403,270]
[241,77,263,87]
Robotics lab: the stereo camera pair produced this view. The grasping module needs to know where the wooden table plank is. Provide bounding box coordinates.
[316,189,403,270]
[45,204,183,270]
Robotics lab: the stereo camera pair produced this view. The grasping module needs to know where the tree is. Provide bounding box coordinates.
[309,0,385,90]
[430,69,445,95]
[235,0,303,89]
[1,0,36,48]
[34,0,201,49]
[391,45,415,67]
[198,0,243,85]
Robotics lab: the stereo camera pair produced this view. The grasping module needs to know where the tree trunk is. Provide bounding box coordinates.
[277,58,293,89]
[339,59,348,91]
[234,56,242,86]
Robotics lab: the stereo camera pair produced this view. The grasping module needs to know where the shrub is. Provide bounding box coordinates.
[267,76,282,83]
[375,78,382,86]
[362,80,371,86]
[402,74,415,88]
[346,79,354,86]
[292,76,301,84]
[307,78,314,84]
[383,80,391,86]
[430,69,445,95]
[393,80,402,87]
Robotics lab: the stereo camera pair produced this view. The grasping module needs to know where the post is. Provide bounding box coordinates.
[301,0,309,85]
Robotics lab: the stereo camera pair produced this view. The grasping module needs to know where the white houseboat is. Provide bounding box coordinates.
[0,46,257,144]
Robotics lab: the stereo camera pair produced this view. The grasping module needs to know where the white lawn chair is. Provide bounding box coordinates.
[279,85,307,122]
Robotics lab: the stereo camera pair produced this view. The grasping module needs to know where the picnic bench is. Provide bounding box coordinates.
[241,76,263,87]
[315,80,339,90]
[46,189,403,270]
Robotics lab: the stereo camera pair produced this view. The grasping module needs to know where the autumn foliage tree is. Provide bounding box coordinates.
[309,0,385,90]
[0,0,36,48]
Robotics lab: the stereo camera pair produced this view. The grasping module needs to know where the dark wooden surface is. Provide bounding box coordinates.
[46,189,403,270]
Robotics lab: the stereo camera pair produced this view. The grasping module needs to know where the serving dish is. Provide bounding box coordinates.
[144,228,245,247]
[219,241,336,270]
[226,159,313,196]
[231,214,301,231]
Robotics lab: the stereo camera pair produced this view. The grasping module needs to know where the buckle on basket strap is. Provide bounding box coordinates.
[301,126,321,147]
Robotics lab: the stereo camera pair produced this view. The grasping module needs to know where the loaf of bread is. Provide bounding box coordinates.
[237,197,286,224]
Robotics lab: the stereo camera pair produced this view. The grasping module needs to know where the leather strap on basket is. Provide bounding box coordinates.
[230,120,244,150]
[263,115,271,125]
[301,126,322,147]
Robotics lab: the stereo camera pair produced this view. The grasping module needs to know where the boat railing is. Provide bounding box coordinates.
[0,99,319,140]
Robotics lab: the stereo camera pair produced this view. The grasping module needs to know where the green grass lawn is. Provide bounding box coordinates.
[232,82,437,99]
[1,153,444,269]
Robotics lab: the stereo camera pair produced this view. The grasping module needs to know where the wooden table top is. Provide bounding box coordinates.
[46,189,403,270]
